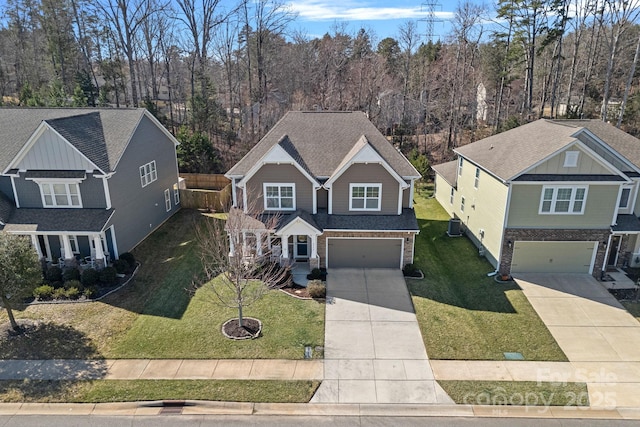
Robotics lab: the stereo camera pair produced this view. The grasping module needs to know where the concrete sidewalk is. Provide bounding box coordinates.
[0,359,323,381]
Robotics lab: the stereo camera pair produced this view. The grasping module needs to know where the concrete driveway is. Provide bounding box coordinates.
[514,273,640,408]
[311,268,452,404]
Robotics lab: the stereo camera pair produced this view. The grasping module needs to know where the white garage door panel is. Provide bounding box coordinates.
[328,239,402,269]
[511,241,596,274]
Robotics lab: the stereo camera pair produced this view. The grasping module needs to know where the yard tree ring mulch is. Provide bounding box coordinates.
[221,317,262,340]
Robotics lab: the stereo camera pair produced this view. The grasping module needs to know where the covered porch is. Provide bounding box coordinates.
[2,208,116,270]
[603,215,640,289]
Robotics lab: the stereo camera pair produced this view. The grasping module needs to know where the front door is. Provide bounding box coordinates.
[294,235,309,259]
[608,235,622,267]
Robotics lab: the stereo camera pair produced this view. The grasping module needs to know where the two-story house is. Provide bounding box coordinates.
[0,108,181,268]
[433,119,640,279]
[225,111,421,270]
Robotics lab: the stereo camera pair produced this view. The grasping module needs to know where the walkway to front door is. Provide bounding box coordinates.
[311,268,452,404]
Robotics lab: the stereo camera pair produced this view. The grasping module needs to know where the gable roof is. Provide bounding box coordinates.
[227,111,420,179]
[454,119,640,182]
[454,120,580,182]
[0,108,146,173]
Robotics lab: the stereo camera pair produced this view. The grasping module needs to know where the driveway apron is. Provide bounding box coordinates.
[514,273,640,408]
[311,268,452,404]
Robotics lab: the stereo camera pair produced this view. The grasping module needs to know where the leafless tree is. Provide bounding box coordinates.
[195,205,289,334]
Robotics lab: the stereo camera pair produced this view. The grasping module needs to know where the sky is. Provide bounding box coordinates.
[283,0,462,41]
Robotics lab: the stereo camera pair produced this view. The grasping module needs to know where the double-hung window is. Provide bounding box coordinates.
[540,185,587,214]
[173,183,180,205]
[164,189,171,212]
[40,182,82,208]
[461,196,466,212]
[264,183,295,210]
[474,167,480,189]
[449,188,454,205]
[140,161,157,187]
[350,183,382,211]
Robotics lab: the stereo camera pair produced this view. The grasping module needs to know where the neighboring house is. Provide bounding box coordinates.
[225,111,421,270]
[0,108,181,269]
[433,119,640,278]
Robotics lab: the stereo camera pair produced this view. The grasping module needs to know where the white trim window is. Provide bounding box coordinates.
[540,185,588,214]
[69,235,80,254]
[40,182,82,208]
[458,157,463,176]
[164,189,171,212]
[264,183,295,210]
[474,167,480,189]
[564,151,579,167]
[461,196,465,212]
[449,187,454,205]
[173,183,180,205]
[619,187,631,209]
[349,183,382,211]
[140,161,157,187]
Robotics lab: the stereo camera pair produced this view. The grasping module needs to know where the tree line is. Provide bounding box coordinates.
[1,0,640,171]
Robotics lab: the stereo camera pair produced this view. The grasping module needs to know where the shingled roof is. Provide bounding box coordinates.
[227,111,420,179]
[0,108,146,173]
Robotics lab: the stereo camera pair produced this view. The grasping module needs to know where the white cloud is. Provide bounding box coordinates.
[287,0,454,21]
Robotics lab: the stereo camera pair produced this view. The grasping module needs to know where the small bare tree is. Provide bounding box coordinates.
[195,205,289,337]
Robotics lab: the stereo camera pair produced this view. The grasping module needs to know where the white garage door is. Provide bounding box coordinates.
[511,241,597,274]
[327,238,402,269]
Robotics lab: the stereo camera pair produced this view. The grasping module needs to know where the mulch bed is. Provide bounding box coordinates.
[609,288,640,302]
[280,283,311,299]
[0,319,41,340]
[221,317,262,340]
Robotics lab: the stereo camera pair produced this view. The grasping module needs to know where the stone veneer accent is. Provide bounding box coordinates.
[500,228,610,279]
[317,230,417,269]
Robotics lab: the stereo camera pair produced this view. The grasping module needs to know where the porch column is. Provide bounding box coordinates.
[30,235,43,259]
[281,234,289,260]
[310,234,318,258]
[228,232,235,257]
[93,235,105,270]
[61,234,76,267]
[255,231,263,256]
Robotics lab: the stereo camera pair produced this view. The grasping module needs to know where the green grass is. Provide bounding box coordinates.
[622,302,640,321]
[408,185,567,361]
[438,381,589,406]
[0,209,325,360]
[0,380,319,403]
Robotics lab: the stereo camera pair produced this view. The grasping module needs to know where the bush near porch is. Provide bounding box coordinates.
[408,185,567,361]
[0,209,325,360]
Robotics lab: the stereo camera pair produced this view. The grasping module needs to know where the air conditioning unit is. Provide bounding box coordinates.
[447,218,462,237]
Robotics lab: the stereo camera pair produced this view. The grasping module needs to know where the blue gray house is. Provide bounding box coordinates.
[0,108,180,268]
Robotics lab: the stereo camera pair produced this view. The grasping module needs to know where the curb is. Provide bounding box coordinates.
[0,401,638,419]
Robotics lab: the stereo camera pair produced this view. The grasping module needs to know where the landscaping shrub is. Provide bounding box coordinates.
[64,280,83,291]
[83,286,97,299]
[46,266,63,283]
[33,284,54,300]
[81,268,99,287]
[119,252,136,271]
[307,280,326,299]
[99,266,118,285]
[63,267,81,282]
[53,287,67,300]
[403,263,420,277]
[306,268,327,281]
[113,259,128,274]
[65,287,81,300]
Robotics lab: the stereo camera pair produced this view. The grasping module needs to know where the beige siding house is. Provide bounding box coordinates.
[225,111,421,271]
[433,119,640,279]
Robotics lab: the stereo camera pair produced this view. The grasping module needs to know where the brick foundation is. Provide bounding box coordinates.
[500,228,610,279]
[317,230,417,269]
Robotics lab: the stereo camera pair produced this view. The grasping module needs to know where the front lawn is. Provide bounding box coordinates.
[438,381,588,406]
[0,209,325,360]
[408,185,567,361]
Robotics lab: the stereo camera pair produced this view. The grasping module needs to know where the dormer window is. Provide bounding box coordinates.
[39,182,82,208]
[564,151,579,167]
[264,183,295,210]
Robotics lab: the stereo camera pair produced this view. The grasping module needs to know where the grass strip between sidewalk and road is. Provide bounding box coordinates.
[408,186,568,361]
[438,381,589,406]
[0,379,319,403]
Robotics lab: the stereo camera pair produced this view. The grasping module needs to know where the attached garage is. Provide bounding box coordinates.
[511,241,597,274]
[327,238,403,269]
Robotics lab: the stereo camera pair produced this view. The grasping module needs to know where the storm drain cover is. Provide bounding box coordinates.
[503,352,524,360]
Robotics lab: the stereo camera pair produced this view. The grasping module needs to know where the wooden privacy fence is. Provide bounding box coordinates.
[180,173,230,190]
[179,185,231,211]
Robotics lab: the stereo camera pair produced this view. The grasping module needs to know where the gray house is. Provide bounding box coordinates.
[0,108,180,268]
[225,111,421,270]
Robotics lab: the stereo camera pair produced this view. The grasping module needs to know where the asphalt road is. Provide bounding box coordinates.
[0,416,637,426]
